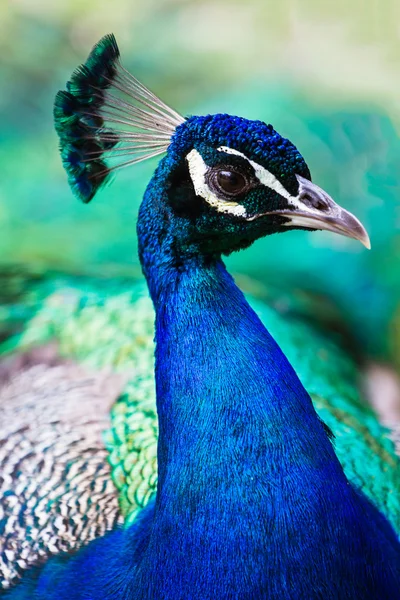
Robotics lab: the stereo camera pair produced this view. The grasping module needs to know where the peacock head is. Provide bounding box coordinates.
[54,34,370,262]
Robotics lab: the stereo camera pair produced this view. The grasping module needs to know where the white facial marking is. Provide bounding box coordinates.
[217,146,318,221]
[217,146,293,202]
[186,149,247,217]
[186,145,321,223]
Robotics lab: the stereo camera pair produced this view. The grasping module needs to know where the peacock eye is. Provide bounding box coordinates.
[214,169,248,196]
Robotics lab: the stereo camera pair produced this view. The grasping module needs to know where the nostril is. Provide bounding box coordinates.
[314,197,329,211]
[301,192,329,211]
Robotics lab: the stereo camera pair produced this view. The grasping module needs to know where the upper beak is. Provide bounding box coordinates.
[284,175,371,249]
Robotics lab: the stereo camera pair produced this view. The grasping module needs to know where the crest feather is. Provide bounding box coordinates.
[54,34,185,203]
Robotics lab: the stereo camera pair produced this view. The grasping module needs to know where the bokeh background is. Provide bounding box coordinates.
[1,0,400,368]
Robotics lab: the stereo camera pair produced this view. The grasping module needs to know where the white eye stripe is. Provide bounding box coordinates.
[185,149,247,217]
[217,146,317,217]
[185,146,315,220]
[217,146,292,202]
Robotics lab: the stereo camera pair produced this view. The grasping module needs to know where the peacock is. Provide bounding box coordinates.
[1,34,400,598]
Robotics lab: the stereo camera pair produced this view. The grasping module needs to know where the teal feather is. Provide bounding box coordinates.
[54,34,182,204]
[53,35,121,203]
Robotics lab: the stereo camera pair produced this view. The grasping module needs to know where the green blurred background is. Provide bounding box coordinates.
[1,0,400,366]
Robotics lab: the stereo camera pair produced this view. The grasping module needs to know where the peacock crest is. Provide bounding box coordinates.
[54,34,184,203]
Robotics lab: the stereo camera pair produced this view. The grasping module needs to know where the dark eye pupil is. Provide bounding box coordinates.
[216,170,246,195]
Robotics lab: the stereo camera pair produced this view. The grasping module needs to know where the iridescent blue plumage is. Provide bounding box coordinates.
[7,35,399,599]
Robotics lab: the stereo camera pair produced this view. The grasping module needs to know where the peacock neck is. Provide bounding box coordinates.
[136,228,360,597]
[150,256,340,484]
[134,186,381,599]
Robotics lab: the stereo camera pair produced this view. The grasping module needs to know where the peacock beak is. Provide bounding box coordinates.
[284,175,371,249]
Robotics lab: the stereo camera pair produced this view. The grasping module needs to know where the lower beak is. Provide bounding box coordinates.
[286,209,371,249]
[279,175,370,249]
